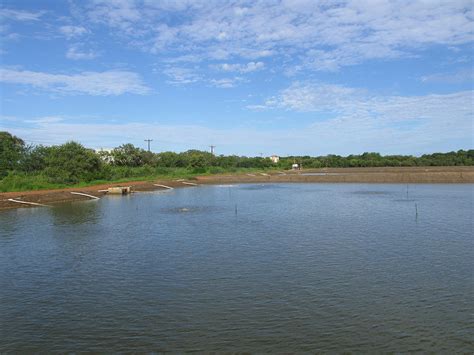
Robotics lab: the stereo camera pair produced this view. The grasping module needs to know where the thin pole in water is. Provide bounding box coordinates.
[406,184,409,200]
[235,204,238,215]
[415,203,418,220]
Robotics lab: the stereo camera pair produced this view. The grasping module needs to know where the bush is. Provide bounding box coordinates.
[44,141,102,184]
[0,171,61,192]
[209,167,225,174]
[0,132,25,177]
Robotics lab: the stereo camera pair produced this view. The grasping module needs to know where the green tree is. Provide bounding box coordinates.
[44,141,102,184]
[156,151,181,167]
[0,132,26,177]
[21,145,52,173]
[111,144,145,167]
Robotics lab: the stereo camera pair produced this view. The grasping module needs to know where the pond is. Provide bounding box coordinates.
[0,183,472,352]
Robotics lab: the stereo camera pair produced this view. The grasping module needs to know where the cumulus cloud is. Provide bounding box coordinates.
[421,68,474,84]
[251,82,473,125]
[161,66,247,88]
[66,44,98,60]
[0,68,150,95]
[60,25,89,39]
[263,82,362,112]
[81,0,474,70]
[208,77,244,88]
[246,81,473,152]
[215,61,265,73]
[0,8,44,21]
[162,66,202,85]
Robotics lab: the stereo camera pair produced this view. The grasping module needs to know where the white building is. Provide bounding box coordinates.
[270,155,280,163]
[95,148,114,163]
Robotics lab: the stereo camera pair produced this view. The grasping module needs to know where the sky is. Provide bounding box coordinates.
[0,0,473,156]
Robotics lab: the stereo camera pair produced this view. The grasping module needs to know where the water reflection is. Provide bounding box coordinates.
[50,200,101,226]
[352,190,391,195]
[239,184,287,191]
[160,205,222,214]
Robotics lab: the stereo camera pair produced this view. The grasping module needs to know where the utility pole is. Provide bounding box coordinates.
[210,145,216,155]
[144,139,153,152]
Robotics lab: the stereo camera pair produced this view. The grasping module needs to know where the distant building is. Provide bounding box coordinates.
[95,148,114,163]
[270,155,280,163]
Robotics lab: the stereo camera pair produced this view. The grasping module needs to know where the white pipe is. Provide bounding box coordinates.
[70,192,100,200]
[182,181,198,186]
[246,174,256,176]
[260,173,269,176]
[7,198,51,207]
[153,184,174,189]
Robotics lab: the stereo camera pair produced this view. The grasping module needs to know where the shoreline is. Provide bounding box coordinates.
[1,166,473,211]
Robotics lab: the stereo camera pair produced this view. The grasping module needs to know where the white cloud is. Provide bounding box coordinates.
[421,68,474,84]
[162,66,202,85]
[247,82,473,153]
[209,77,244,88]
[60,25,89,39]
[86,0,142,34]
[4,105,472,156]
[0,68,150,95]
[263,82,362,112]
[215,61,265,73]
[3,120,283,155]
[252,82,473,124]
[66,44,98,60]
[161,66,248,87]
[0,8,44,21]
[80,0,474,71]
[25,116,64,124]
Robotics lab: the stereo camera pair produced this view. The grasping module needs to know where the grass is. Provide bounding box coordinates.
[0,166,273,193]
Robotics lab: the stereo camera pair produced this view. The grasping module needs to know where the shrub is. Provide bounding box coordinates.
[44,141,102,184]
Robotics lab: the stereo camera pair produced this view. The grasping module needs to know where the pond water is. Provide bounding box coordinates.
[0,184,473,352]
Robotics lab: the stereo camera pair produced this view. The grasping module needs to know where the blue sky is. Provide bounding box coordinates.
[0,0,473,156]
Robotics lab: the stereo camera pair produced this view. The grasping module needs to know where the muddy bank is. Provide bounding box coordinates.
[1,166,473,211]
[0,180,188,211]
[198,166,474,184]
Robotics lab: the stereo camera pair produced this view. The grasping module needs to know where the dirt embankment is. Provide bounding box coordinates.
[1,166,473,211]
[198,166,474,184]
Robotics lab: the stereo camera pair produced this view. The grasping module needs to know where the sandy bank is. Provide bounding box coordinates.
[1,166,473,211]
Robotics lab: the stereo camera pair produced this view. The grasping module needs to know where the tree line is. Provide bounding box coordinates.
[1,131,473,186]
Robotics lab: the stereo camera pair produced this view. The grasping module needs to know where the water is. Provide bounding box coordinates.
[1,184,473,352]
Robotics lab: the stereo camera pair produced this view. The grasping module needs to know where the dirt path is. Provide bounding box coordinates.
[1,166,473,211]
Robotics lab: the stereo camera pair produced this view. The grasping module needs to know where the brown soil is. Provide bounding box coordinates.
[1,166,473,211]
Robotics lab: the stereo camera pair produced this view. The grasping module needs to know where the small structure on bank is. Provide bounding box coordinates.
[292,163,300,170]
[107,186,131,195]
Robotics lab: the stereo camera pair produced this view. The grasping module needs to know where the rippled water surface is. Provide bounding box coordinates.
[1,184,473,352]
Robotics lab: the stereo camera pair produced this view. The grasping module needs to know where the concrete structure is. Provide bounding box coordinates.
[270,155,280,163]
[107,186,131,194]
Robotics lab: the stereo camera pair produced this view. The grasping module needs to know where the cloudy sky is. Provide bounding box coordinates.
[0,0,472,156]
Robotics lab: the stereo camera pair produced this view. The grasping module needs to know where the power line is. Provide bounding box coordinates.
[144,139,153,152]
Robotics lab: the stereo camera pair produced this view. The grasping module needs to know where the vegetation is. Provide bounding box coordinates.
[0,131,473,192]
